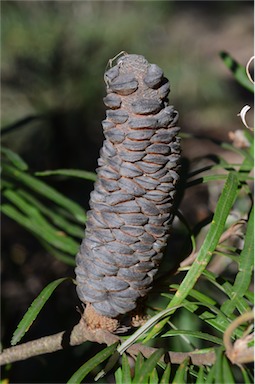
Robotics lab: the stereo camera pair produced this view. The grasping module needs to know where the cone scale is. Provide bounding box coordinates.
[75,53,181,327]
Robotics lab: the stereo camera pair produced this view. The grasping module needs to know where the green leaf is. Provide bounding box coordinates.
[205,363,216,384]
[11,277,72,346]
[3,164,86,223]
[240,366,253,384]
[1,147,28,170]
[220,51,254,93]
[115,367,123,384]
[186,173,253,189]
[177,286,217,306]
[177,174,238,290]
[215,348,224,384]
[162,330,222,346]
[149,367,159,384]
[1,193,79,255]
[134,353,145,380]
[222,355,235,384]
[35,168,97,182]
[145,172,239,342]
[18,189,84,238]
[40,241,76,266]
[221,207,254,316]
[172,358,189,384]
[221,142,254,167]
[196,366,205,384]
[133,349,164,384]
[67,342,119,384]
[159,363,171,384]
[121,353,132,384]
[95,349,120,381]
[222,281,251,315]
[162,292,243,339]
[117,306,183,355]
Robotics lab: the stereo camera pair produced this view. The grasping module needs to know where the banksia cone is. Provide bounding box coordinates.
[75,53,181,327]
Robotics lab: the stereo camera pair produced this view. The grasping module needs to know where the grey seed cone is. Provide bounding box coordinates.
[75,53,181,318]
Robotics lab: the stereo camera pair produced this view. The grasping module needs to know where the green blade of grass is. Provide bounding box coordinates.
[18,189,84,238]
[196,366,205,384]
[121,353,132,384]
[220,51,254,93]
[133,349,164,384]
[3,164,86,222]
[134,353,144,381]
[215,347,224,384]
[170,285,217,306]
[221,207,254,316]
[144,172,239,342]
[40,240,76,266]
[1,147,28,171]
[1,190,79,255]
[117,306,183,355]
[222,281,251,314]
[186,172,253,189]
[204,363,216,384]
[162,293,243,338]
[11,277,72,346]
[162,330,222,345]
[240,366,253,384]
[114,367,122,384]
[3,204,79,255]
[149,368,159,384]
[35,168,97,182]
[172,358,189,384]
[159,363,171,384]
[67,342,119,384]
[222,355,235,384]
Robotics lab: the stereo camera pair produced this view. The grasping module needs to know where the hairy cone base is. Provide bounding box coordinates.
[75,53,181,320]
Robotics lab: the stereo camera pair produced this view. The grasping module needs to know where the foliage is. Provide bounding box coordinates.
[1,42,253,384]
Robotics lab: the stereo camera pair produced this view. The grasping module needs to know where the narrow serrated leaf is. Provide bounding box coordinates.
[134,349,164,384]
[222,355,235,383]
[121,353,132,384]
[18,189,84,238]
[240,366,253,384]
[172,357,189,384]
[196,366,205,384]
[133,353,144,382]
[1,147,28,170]
[159,363,171,384]
[205,363,216,384]
[145,172,239,342]
[114,367,123,384]
[221,207,254,316]
[67,342,118,384]
[95,350,120,381]
[149,367,159,384]
[40,240,76,266]
[3,164,86,222]
[220,51,254,93]
[1,198,79,255]
[11,277,72,346]
[222,281,251,314]
[35,168,97,182]
[215,347,224,384]
[162,330,222,345]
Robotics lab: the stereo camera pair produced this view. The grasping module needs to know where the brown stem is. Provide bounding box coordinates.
[0,318,216,367]
[0,319,118,366]
[128,344,216,366]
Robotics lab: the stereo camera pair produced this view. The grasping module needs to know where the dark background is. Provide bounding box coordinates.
[1,1,253,382]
